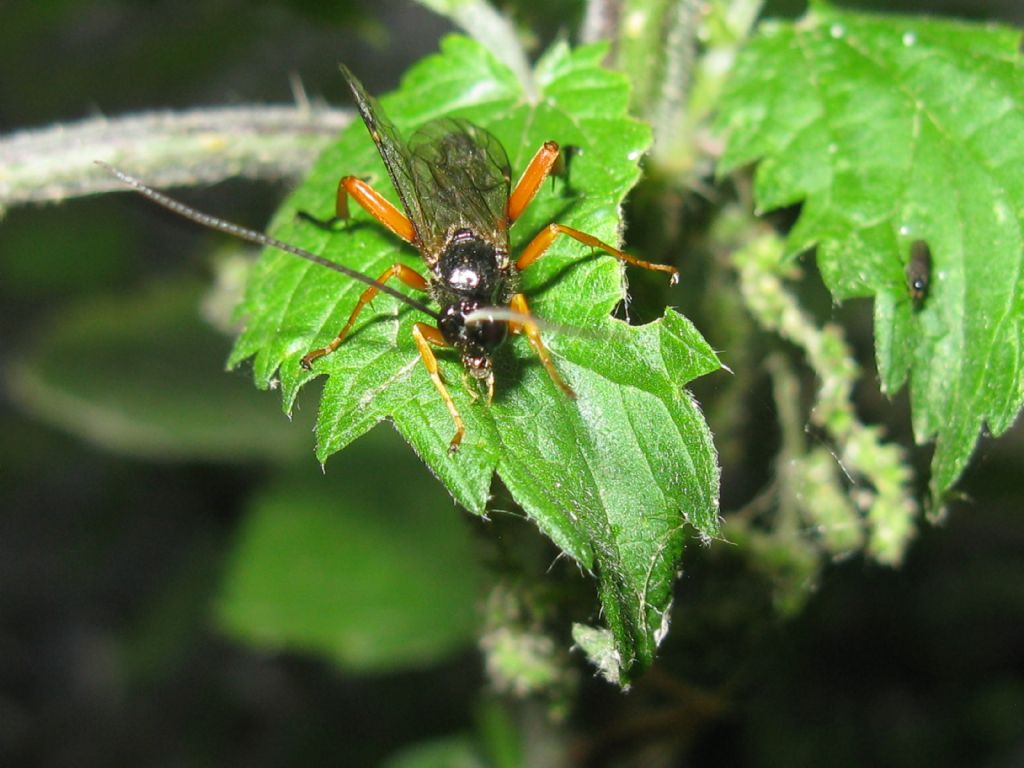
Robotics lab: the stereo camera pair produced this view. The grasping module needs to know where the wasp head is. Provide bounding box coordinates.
[438,300,507,381]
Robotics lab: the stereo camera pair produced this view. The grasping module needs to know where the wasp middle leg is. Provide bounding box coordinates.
[507,141,562,224]
[301,263,429,369]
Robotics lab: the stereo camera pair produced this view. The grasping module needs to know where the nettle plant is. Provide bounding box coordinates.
[8,0,1022,689]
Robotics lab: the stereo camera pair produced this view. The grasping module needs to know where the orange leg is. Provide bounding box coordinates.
[508,294,576,398]
[301,264,429,369]
[516,223,679,284]
[336,177,416,243]
[300,176,416,244]
[507,141,561,224]
[412,323,466,454]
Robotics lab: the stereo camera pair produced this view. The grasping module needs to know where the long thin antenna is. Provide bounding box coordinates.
[97,162,440,321]
[464,307,604,340]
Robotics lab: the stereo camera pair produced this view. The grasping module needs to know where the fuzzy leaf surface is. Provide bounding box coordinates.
[230,37,721,677]
[718,6,1024,500]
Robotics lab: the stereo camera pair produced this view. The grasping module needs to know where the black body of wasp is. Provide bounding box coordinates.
[433,227,513,377]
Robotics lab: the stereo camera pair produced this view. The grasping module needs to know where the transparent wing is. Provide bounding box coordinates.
[339,65,429,243]
[407,119,512,262]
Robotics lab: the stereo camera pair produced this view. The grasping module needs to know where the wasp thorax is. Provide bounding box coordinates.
[437,230,500,299]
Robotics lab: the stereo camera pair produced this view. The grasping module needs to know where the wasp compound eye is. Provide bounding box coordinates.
[438,302,468,343]
[467,315,507,351]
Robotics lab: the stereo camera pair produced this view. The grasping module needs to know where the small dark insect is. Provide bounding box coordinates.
[906,239,931,306]
[104,65,678,453]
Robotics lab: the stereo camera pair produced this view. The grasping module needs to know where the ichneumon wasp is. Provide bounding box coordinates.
[105,64,678,453]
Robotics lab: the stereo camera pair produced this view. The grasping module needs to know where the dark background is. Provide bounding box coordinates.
[2,1,1023,765]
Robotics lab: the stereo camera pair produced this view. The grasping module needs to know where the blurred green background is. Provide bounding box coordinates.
[2,1,1023,765]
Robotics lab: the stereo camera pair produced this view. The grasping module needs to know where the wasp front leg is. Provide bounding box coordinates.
[412,323,466,454]
[507,141,561,224]
[508,294,576,399]
[301,263,429,369]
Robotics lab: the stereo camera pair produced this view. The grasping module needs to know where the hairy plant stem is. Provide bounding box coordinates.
[0,105,352,213]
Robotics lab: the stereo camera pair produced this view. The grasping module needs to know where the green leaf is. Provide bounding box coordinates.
[230,36,721,679]
[216,429,483,672]
[6,279,311,462]
[717,5,1024,502]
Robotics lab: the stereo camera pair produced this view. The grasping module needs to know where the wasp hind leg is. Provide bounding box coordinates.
[412,323,466,454]
[301,263,429,369]
[298,176,416,243]
[516,223,679,284]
